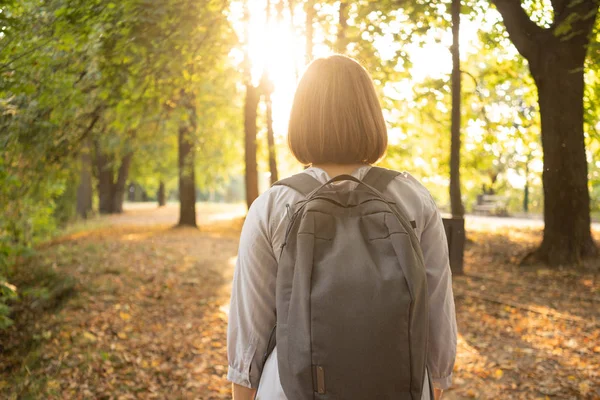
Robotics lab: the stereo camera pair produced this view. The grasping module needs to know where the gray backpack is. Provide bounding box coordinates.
[267,167,432,400]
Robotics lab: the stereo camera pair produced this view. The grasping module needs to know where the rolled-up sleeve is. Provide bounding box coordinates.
[420,195,457,390]
[227,193,278,388]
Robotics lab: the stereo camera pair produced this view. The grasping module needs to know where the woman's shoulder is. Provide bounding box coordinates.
[389,171,434,200]
[247,175,307,225]
[383,170,438,219]
[243,176,308,249]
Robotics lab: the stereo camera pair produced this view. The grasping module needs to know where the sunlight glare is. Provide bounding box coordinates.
[244,0,306,136]
[232,0,491,149]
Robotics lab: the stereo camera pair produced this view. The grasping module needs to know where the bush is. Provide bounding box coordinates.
[0,154,75,330]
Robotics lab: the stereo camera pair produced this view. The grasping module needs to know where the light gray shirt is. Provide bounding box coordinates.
[227,166,457,399]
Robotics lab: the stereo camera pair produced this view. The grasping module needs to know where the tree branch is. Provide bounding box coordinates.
[550,0,569,19]
[489,0,546,60]
[0,38,54,74]
[551,0,599,50]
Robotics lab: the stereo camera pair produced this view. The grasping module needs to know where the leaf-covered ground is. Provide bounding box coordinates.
[1,205,598,399]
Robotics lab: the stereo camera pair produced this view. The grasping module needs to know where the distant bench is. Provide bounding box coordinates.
[473,195,508,216]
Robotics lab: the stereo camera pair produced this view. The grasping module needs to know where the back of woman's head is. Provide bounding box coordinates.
[288,55,388,166]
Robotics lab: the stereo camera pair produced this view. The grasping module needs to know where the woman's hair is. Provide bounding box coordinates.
[288,55,388,166]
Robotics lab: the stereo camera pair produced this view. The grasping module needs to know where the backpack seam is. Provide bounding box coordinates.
[368,231,409,241]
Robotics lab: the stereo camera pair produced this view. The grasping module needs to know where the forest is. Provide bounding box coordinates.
[1,0,599,398]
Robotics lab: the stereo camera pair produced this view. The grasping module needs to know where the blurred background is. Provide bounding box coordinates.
[1,0,599,399]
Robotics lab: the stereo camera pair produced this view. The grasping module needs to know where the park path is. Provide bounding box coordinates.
[2,203,598,399]
[3,203,245,399]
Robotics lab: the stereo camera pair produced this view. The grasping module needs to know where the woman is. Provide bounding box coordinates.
[227,55,457,400]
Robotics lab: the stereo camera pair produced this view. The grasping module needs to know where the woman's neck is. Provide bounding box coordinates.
[311,163,369,178]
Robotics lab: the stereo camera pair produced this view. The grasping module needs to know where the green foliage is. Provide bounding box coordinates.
[0,279,18,329]
[586,17,600,211]
[0,0,598,331]
[0,0,240,328]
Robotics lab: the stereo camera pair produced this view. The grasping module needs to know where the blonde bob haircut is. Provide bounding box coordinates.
[288,55,388,165]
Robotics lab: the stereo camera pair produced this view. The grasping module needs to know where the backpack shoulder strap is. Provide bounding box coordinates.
[364,167,417,229]
[362,166,402,194]
[273,173,321,197]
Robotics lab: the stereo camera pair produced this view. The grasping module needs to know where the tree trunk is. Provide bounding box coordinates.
[305,0,314,64]
[528,49,597,265]
[93,140,133,215]
[523,160,529,213]
[449,0,464,218]
[158,181,166,207]
[76,140,93,219]
[490,0,599,267]
[112,152,133,214]
[178,124,197,227]
[266,92,279,185]
[95,145,114,214]
[244,83,260,209]
[288,0,299,79]
[336,1,348,53]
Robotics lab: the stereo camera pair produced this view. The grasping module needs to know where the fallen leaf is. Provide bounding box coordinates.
[47,380,60,390]
[579,381,590,395]
[82,332,97,343]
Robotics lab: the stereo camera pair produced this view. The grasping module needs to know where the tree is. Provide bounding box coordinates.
[446,0,466,275]
[336,1,349,53]
[243,0,261,208]
[76,139,93,218]
[177,92,197,227]
[305,0,315,64]
[157,181,167,207]
[265,88,279,184]
[264,0,280,185]
[94,140,134,214]
[244,84,260,208]
[491,0,599,265]
[450,0,465,218]
[115,0,236,224]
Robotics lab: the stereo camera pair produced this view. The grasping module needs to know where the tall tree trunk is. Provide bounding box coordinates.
[178,126,197,227]
[95,144,114,214]
[112,152,133,214]
[244,84,260,208]
[449,0,464,218]
[266,91,278,184]
[529,51,596,264]
[305,0,314,64]
[523,158,529,213]
[491,0,598,266]
[94,147,133,215]
[336,1,348,53]
[177,95,198,227]
[158,181,166,207]
[242,0,261,208]
[76,139,93,219]
[288,0,299,80]
[302,0,315,170]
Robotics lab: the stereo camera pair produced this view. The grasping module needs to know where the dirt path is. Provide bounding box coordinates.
[1,205,598,399]
[2,205,244,399]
